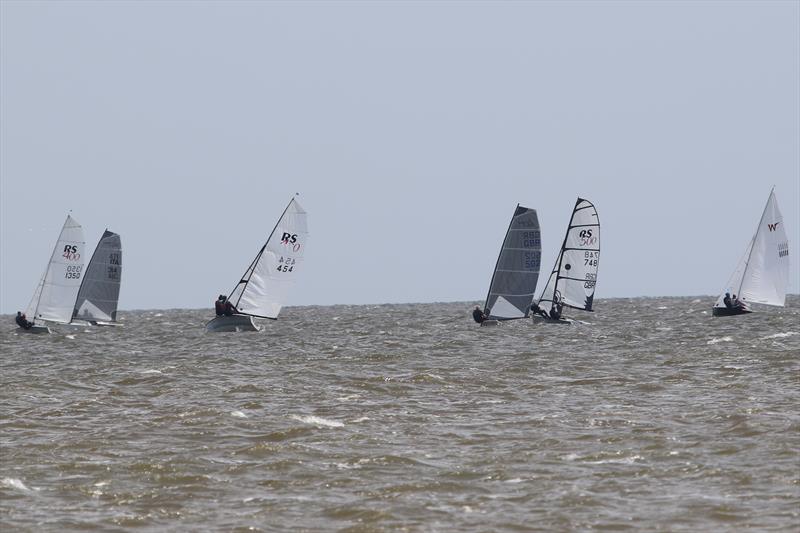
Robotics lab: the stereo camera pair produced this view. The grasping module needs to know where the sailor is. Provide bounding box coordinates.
[732,294,745,310]
[472,306,487,323]
[530,302,549,319]
[549,302,563,321]
[224,299,239,316]
[15,311,33,330]
[215,295,227,316]
[723,292,733,309]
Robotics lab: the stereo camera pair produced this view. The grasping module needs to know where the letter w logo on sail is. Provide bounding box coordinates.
[768,222,780,232]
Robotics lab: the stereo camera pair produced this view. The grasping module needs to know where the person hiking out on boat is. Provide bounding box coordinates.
[723,292,733,309]
[224,299,240,316]
[530,302,548,319]
[472,306,487,323]
[732,294,746,310]
[215,295,227,316]
[549,301,563,320]
[15,311,33,330]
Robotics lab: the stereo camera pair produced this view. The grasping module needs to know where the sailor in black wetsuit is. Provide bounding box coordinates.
[723,292,733,309]
[15,311,33,330]
[215,295,226,316]
[224,299,239,316]
[530,302,548,319]
[549,302,563,320]
[472,306,487,323]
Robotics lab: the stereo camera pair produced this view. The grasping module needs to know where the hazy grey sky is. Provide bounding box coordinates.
[1,0,798,314]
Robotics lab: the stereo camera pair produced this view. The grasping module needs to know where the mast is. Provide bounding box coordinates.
[483,204,519,314]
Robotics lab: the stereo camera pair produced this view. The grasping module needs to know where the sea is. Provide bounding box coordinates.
[1,296,798,532]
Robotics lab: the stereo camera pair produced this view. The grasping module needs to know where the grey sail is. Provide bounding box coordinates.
[484,205,542,320]
[72,230,122,322]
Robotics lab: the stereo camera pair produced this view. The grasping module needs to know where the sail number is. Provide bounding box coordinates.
[277,256,296,273]
[522,231,541,248]
[65,265,83,279]
[584,251,599,267]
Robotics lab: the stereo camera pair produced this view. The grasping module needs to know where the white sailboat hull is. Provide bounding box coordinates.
[205,314,261,332]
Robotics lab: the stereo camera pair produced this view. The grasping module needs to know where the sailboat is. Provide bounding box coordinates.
[479,204,542,326]
[19,215,86,334]
[205,195,308,332]
[712,189,789,317]
[532,198,600,325]
[70,230,123,326]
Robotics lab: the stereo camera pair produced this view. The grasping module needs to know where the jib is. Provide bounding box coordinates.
[281,232,298,245]
[64,245,77,254]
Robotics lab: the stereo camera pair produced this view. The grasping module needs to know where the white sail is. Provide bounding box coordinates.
[72,230,122,322]
[484,205,542,320]
[228,197,308,319]
[32,215,86,324]
[715,190,790,308]
[537,198,600,312]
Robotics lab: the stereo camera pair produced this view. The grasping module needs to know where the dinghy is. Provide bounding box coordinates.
[532,198,600,325]
[712,189,789,317]
[70,230,123,327]
[18,215,86,334]
[479,204,541,326]
[205,195,308,332]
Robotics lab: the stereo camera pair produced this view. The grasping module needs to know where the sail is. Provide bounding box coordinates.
[72,230,122,322]
[714,236,754,308]
[484,205,542,320]
[716,190,790,308]
[537,198,600,312]
[229,197,308,319]
[33,215,86,323]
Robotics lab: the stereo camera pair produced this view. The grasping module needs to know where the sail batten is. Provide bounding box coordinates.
[483,205,542,320]
[537,198,600,314]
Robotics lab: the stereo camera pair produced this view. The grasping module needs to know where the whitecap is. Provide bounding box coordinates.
[1,478,33,492]
[761,332,798,340]
[291,415,344,428]
[707,336,733,345]
[231,410,248,418]
[140,369,162,374]
[65,335,76,340]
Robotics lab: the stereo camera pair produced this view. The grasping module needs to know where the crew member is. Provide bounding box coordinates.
[472,305,487,323]
[723,292,733,309]
[15,311,32,330]
[530,302,548,319]
[549,302,563,321]
[215,295,226,316]
[224,299,239,316]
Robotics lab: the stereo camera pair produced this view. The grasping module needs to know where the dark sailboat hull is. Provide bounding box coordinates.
[712,306,752,317]
[205,314,261,332]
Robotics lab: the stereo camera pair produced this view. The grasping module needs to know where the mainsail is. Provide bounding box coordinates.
[72,230,123,322]
[537,198,600,312]
[228,196,308,319]
[714,189,789,308]
[30,215,86,324]
[483,205,542,320]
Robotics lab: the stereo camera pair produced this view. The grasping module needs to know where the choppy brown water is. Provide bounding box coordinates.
[1,296,799,531]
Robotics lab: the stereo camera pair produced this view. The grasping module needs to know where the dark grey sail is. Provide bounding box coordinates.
[72,230,122,323]
[483,205,542,320]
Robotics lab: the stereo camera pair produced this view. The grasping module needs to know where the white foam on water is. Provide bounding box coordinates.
[656,306,668,310]
[140,369,162,374]
[1,478,35,492]
[352,416,370,423]
[761,331,798,340]
[231,410,248,418]
[707,336,733,345]
[291,415,344,428]
[65,335,76,340]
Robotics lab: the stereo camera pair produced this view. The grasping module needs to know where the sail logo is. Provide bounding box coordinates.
[768,222,780,232]
[62,245,80,261]
[578,229,597,247]
[281,232,301,252]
